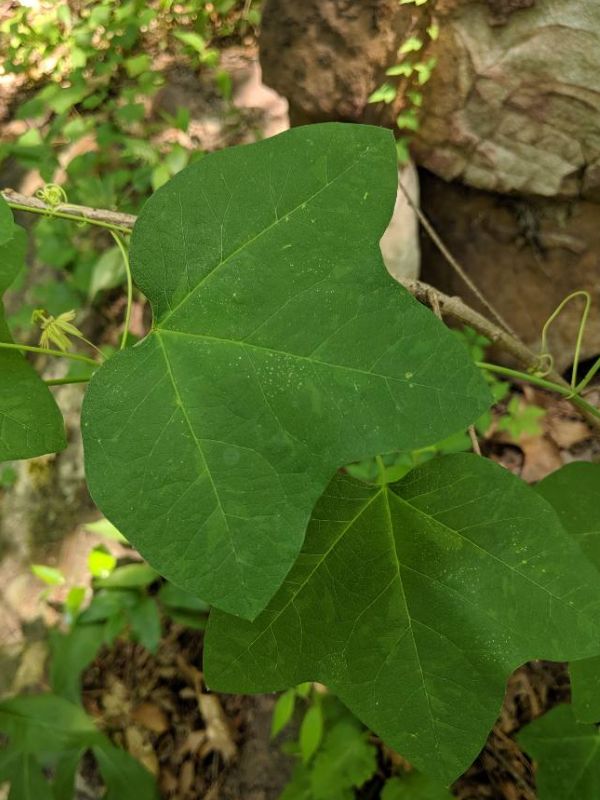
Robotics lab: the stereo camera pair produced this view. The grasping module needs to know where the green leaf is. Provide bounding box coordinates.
[518,704,600,800]
[0,693,98,752]
[300,703,323,763]
[382,774,453,799]
[126,595,161,652]
[88,546,117,578]
[49,623,104,703]
[158,581,210,613]
[205,453,600,783]
[95,562,158,589]
[536,463,600,723]
[271,689,296,737]
[31,564,65,586]
[84,517,127,543]
[310,721,377,799]
[82,123,491,619]
[368,83,397,104]
[0,195,14,245]
[0,198,65,462]
[53,749,85,800]
[4,754,53,800]
[93,741,159,800]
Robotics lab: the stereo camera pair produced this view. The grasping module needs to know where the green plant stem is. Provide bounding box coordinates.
[476,362,600,421]
[0,341,99,367]
[575,356,600,395]
[540,290,590,389]
[110,232,133,350]
[45,375,91,386]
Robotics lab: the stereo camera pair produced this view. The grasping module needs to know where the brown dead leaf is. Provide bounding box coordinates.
[198,693,237,763]
[125,725,160,776]
[547,415,591,449]
[11,641,47,693]
[131,702,169,734]
[520,435,563,483]
[178,759,195,795]
[102,675,131,720]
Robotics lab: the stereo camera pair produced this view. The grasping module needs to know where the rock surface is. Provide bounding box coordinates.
[261,0,600,200]
[416,0,600,198]
[419,170,600,371]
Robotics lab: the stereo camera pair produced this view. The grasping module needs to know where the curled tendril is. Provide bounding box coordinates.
[35,184,68,215]
[530,352,554,378]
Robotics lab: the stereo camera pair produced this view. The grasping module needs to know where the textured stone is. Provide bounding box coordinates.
[415,0,600,198]
[419,171,600,371]
[259,0,410,126]
[260,0,600,199]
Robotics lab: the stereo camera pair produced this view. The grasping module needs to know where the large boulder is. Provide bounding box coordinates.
[261,0,600,199]
[416,0,600,198]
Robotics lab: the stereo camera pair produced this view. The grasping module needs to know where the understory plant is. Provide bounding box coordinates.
[1,123,600,798]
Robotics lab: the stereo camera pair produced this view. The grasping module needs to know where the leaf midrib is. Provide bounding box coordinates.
[155,334,248,602]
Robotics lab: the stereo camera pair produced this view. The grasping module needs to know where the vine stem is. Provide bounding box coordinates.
[110,232,133,350]
[45,375,91,387]
[1,189,134,234]
[0,341,99,367]
[477,362,600,422]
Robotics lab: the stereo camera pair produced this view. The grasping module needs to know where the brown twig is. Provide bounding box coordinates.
[1,189,135,233]
[398,181,517,337]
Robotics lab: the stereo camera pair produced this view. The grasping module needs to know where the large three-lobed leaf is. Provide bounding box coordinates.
[82,124,491,618]
[0,197,65,461]
[205,453,600,783]
[537,463,600,724]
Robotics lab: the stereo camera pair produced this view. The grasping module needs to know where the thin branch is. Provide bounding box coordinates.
[398,181,517,337]
[1,189,135,234]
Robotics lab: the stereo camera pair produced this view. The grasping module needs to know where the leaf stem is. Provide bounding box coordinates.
[0,341,99,367]
[45,375,91,386]
[110,232,133,350]
[476,361,600,421]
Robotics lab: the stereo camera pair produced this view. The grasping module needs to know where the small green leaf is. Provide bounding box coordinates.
[95,563,158,589]
[31,563,65,586]
[124,54,152,78]
[206,453,600,783]
[399,37,423,54]
[88,547,117,579]
[84,518,127,543]
[382,774,452,799]
[518,704,600,800]
[93,740,160,799]
[396,112,420,132]
[158,582,210,613]
[271,690,296,737]
[0,197,66,462]
[368,83,397,104]
[310,721,377,799]
[127,595,161,652]
[386,63,413,77]
[50,624,104,703]
[300,703,323,763]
